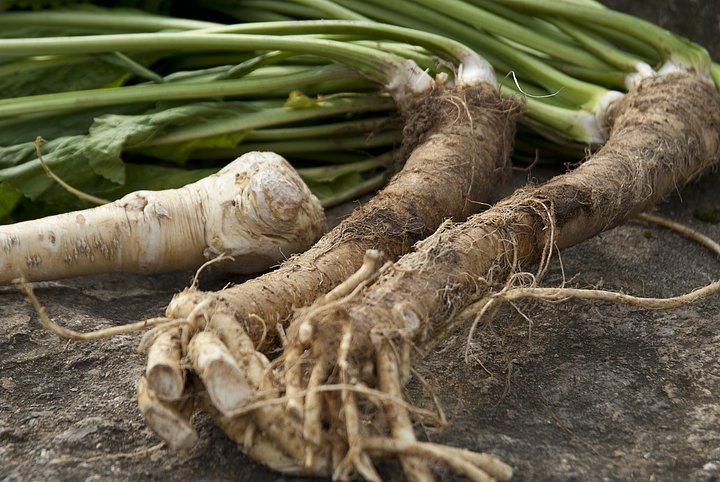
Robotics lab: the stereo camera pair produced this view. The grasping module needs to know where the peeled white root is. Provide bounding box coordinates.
[0,151,325,284]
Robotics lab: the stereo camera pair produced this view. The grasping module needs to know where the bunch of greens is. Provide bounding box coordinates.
[1,0,717,223]
[0,5,458,220]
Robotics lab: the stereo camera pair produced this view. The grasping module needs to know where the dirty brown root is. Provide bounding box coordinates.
[165,82,523,352]
[142,81,521,433]
[266,73,719,479]
[141,80,524,477]
[322,73,720,361]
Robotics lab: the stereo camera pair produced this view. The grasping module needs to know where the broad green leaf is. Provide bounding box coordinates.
[303,171,365,202]
[0,57,128,99]
[83,101,256,173]
[136,129,251,163]
[0,104,146,146]
[0,135,103,201]
[0,101,256,210]
[0,181,22,221]
[104,163,218,197]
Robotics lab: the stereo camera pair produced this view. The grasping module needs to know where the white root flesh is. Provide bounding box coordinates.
[188,331,254,416]
[0,151,325,284]
[145,329,186,401]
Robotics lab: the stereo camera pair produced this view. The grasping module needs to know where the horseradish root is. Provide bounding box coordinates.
[237,73,719,480]
[140,79,523,461]
[0,152,324,284]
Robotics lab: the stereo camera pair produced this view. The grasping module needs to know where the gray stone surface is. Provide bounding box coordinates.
[2,2,719,481]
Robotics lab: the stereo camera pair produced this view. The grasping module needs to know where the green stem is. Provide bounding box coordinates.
[245,116,396,140]
[517,94,603,143]
[550,19,644,73]
[548,62,628,90]
[0,10,218,32]
[492,0,711,74]
[140,94,395,147]
[319,173,385,208]
[285,0,368,20]
[582,24,659,64]
[237,0,326,19]
[712,63,720,90]
[195,130,401,159]
[0,64,360,118]
[412,0,610,70]
[353,41,440,72]
[466,0,575,46]
[297,152,390,181]
[355,0,608,107]
[333,0,436,31]
[231,10,295,22]
[199,20,491,82]
[97,52,164,83]
[0,31,423,90]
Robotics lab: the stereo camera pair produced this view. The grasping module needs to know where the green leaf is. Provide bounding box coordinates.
[137,129,251,163]
[0,135,103,201]
[104,163,218,197]
[0,141,39,168]
[0,104,146,146]
[303,171,366,202]
[83,101,256,170]
[0,101,256,214]
[0,181,22,221]
[0,57,128,99]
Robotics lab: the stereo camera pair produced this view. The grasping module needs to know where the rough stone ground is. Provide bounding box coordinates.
[1,2,719,481]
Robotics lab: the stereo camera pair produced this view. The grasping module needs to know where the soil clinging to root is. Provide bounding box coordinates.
[168,82,523,352]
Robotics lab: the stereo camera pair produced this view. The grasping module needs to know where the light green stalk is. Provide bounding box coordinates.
[282,0,368,20]
[244,117,395,141]
[491,0,711,76]
[193,130,401,159]
[318,173,385,208]
[139,94,395,148]
[0,9,217,32]
[297,153,389,181]
[319,0,610,141]
[0,64,360,119]
[412,0,610,70]
[197,20,496,86]
[0,32,433,97]
[712,63,720,90]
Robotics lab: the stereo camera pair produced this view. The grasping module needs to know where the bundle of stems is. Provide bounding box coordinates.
[0,8,474,220]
